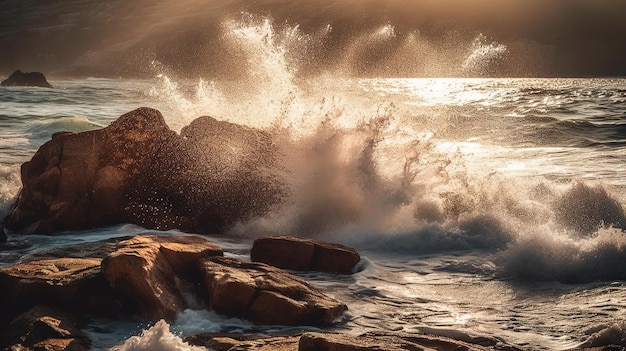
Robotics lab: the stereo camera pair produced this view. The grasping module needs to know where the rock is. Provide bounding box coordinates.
[101,235,223,321]
[0,305,90,351]
[4,107,285,234]
[0,222,6,242]
[1,70,53,88]
[196,256,347,326]
[299,332,523,351]
[0,257,118,321]
[251,236,361,274]
[184,332,524,351]
[185,333,300,351]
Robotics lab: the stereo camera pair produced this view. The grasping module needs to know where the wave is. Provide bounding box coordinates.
[136,17,626,285]
[25,116,103,141]
[0,164,21,220]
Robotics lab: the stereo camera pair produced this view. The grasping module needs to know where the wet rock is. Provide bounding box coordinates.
[0,257,117,321]
[1,70,53,88]
[197,256,347,326]
[0,305,90,351]
[251,236,361,274]
[101,235,223,321]
[185,333,300,351]
[4,107,285,234]
[184,332,523,351]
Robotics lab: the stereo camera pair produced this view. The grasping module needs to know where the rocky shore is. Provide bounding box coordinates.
[1,108,623,350]
[0,233,533,351]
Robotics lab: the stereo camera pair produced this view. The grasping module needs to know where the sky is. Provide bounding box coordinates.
[1,0,625,78]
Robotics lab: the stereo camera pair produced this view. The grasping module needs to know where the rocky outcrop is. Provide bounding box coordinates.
[1,70,53,88]
[197,256,347,326]
[0,305,90,351]
[251,236,361,274]
[101,235,223,321]
[4,107,285,234]
[0,257,118,320]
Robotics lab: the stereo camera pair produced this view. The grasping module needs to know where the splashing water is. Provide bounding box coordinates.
[110,320,204,351]
[462,33,507,75]
[1,14,626,351]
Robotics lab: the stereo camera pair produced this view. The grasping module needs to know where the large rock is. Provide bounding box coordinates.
[101,235,223,321]
[1,70,53,88]
[0,257,117,321]
[251,236,361,274]
[4,107,285,234]
[0,305,90,351]
[197,256,347,326]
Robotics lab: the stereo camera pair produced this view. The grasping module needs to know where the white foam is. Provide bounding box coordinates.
[110,320,205,351]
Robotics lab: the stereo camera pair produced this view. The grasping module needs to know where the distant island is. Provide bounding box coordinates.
[1,70,52,88]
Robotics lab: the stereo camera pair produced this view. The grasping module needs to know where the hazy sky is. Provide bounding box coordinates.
[1,0,624,78]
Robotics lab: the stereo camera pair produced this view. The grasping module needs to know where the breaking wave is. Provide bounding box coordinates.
[141,16,626,285]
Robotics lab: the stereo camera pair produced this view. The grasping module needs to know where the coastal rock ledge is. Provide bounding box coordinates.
[0,234,350,350]
[4,107,284,234]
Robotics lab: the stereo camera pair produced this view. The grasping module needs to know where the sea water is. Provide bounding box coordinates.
[1,18,626,351]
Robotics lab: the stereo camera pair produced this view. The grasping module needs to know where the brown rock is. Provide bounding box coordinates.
[101,235,223,321]
[197,256,347,326]
[299,332,520,351]
[0,257,116,320]
[0,305,90,351]
[185,333,300,351]
[184,332,523,351]
[251,236,361,274]
[5,107,286,235]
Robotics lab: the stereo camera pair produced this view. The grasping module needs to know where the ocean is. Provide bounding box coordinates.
[2,19,626,351]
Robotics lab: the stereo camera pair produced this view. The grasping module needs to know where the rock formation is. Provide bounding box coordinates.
[4,107,285,234]
[251,236,361,274]
[1,305,90,351]
[197,256,347,326]
[1,70,53,88]
[0,257,118,320]
[101,235,223,321]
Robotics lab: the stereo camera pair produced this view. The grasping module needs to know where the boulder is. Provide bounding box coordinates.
[251,236,361,274]
[1,70,53,88]
[0,305,90,351]
[0,257,118,321]
[4,107,285,234]
[196,256,347,326]
[101,235,223,321]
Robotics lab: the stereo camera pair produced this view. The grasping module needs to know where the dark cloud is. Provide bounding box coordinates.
[1,0,624,77]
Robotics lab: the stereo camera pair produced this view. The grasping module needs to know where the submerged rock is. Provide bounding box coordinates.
[4,107,285,234]
[251,236,361,274]
[1,70,53,88]
[197,256,347,326]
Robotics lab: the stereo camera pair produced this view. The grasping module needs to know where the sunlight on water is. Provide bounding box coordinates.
[1,14,625,351]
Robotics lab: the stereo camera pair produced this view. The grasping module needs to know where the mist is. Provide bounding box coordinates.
[1,0,625,78]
